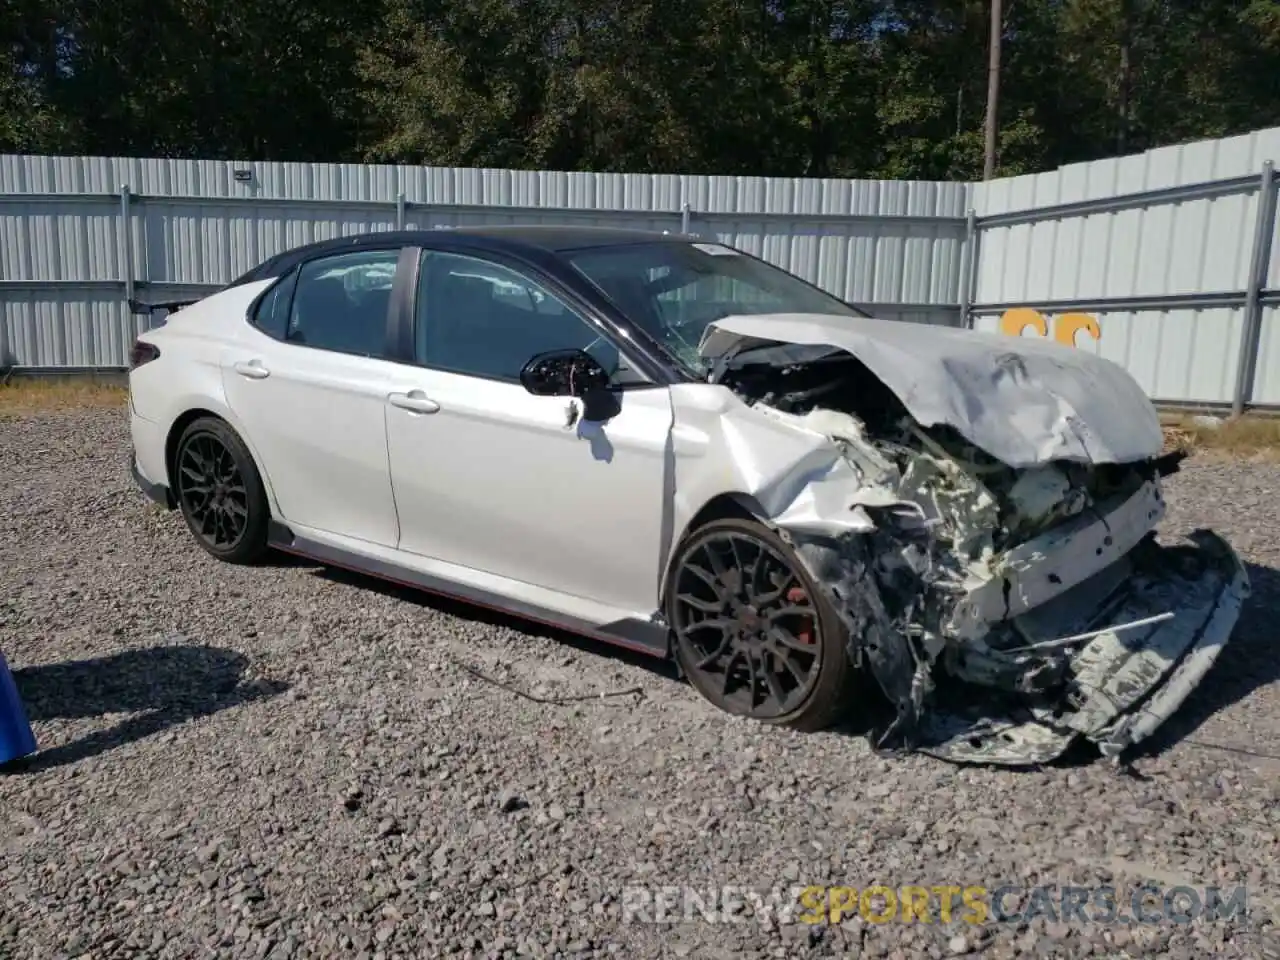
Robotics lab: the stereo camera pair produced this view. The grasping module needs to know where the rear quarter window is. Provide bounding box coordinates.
[250,270,299,340]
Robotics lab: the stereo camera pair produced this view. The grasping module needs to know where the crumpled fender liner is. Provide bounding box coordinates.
[789,531,932,753]
[783,529,947,757]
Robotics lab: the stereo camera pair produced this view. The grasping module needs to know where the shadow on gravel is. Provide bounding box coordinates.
[310,564,680,682]
[257,551,324,569]
[5,645,288,773]
[1135,560,1280,761]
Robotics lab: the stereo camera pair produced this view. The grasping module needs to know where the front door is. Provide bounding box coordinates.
[384,249,673,615]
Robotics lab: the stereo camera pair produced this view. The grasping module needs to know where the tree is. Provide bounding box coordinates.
[2,0,1279,178]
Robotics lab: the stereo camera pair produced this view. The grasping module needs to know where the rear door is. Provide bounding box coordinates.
[222,245,420,547]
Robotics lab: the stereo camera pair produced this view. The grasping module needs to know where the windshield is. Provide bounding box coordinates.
[566,241,866,373]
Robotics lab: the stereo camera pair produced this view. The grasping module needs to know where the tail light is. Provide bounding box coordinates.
[129,340,161,369]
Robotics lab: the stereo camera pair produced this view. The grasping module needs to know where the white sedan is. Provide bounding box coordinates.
[127,226,1249,765]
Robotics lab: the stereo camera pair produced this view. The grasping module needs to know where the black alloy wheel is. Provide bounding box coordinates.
[668,517,859,731]
[173,417,270,564]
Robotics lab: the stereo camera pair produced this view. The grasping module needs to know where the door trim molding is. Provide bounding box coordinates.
[266,521,672,658]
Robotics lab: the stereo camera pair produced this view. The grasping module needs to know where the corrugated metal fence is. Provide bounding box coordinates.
[3,126,1280,410]
[0,157,968,373]
[968,126,1280,413]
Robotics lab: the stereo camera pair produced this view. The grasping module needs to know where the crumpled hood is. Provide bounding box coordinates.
[698,313,1164,469]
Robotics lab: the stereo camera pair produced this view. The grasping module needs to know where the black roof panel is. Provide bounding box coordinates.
[228,225,688,286]
[445,225,683,251]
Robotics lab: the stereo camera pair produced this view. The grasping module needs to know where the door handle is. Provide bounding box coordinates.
[232,360,270,380]
[388,390,441,414]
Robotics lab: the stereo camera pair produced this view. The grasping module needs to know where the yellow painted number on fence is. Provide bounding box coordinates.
[1000,309,1101,348]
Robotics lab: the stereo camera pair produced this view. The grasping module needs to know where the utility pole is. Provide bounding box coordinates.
[983,0,1002,180]
[1117,0,1132,153]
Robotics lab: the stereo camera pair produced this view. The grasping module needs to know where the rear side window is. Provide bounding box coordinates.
[251,269,298,340]
[285,249,401,358]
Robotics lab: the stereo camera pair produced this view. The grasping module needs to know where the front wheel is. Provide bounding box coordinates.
[172,417,270,565]
[666,517,859,732]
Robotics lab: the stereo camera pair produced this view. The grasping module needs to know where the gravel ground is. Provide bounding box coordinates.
[2,407,1279,960]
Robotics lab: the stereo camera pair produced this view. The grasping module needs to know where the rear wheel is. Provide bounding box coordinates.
[667,517,858,731]
[173,417,270,565]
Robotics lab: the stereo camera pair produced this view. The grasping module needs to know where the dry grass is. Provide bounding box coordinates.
[0,377,128,417]
[1162,412,1280,460]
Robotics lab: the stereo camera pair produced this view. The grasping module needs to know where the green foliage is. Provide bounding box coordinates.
[2,0,1278,179]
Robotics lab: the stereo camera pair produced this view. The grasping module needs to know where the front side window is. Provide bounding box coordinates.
[567,241,865,373]
[285,249,400,358]
[414,251,645,383]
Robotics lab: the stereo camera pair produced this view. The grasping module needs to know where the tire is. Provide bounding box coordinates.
[172,416,270,565]
[666,517,860,732]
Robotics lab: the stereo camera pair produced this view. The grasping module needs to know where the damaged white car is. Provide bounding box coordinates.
[127,227,1249,765]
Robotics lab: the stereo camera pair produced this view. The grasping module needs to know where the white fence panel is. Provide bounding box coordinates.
[1252,307,1280,404]
[969,126,1280,408]
[0,156,968,369]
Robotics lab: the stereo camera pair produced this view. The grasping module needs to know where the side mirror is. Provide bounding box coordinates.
[520,349,621,423]
[520,349,610,398]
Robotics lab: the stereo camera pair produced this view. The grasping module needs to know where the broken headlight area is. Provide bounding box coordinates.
[728,355,1248,766]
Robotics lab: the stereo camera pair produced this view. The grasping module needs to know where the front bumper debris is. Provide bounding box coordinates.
[945,479,1167,641]
[911,529,1249,765]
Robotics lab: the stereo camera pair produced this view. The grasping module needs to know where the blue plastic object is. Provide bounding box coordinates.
[0,649,37,765]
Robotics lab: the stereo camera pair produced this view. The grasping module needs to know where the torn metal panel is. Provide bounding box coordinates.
[666,384,845,518]
[664,385,915,547]
[660,384,904,598]
[767,469,880,535]
[915,710,1077,766]
[946,480,1167,640]
[698,312,1165,468]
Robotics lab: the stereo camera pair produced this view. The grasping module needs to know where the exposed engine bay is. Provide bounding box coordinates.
[716,348,1250,765]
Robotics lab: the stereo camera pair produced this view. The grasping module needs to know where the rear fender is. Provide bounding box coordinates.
[160,384,284,520]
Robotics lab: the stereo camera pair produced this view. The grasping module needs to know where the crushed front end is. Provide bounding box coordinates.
[722,351,1250,766]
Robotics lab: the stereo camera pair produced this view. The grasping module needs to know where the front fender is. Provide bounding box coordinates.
[657,383,884,610]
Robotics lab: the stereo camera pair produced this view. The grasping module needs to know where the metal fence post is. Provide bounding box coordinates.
[396,191,406,230]
[119,184,135,305]
[681,201,691,235]
[958,208,979,329]
[1232,161,1277,416]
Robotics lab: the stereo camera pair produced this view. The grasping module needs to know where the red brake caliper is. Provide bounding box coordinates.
[786,586,816,645]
